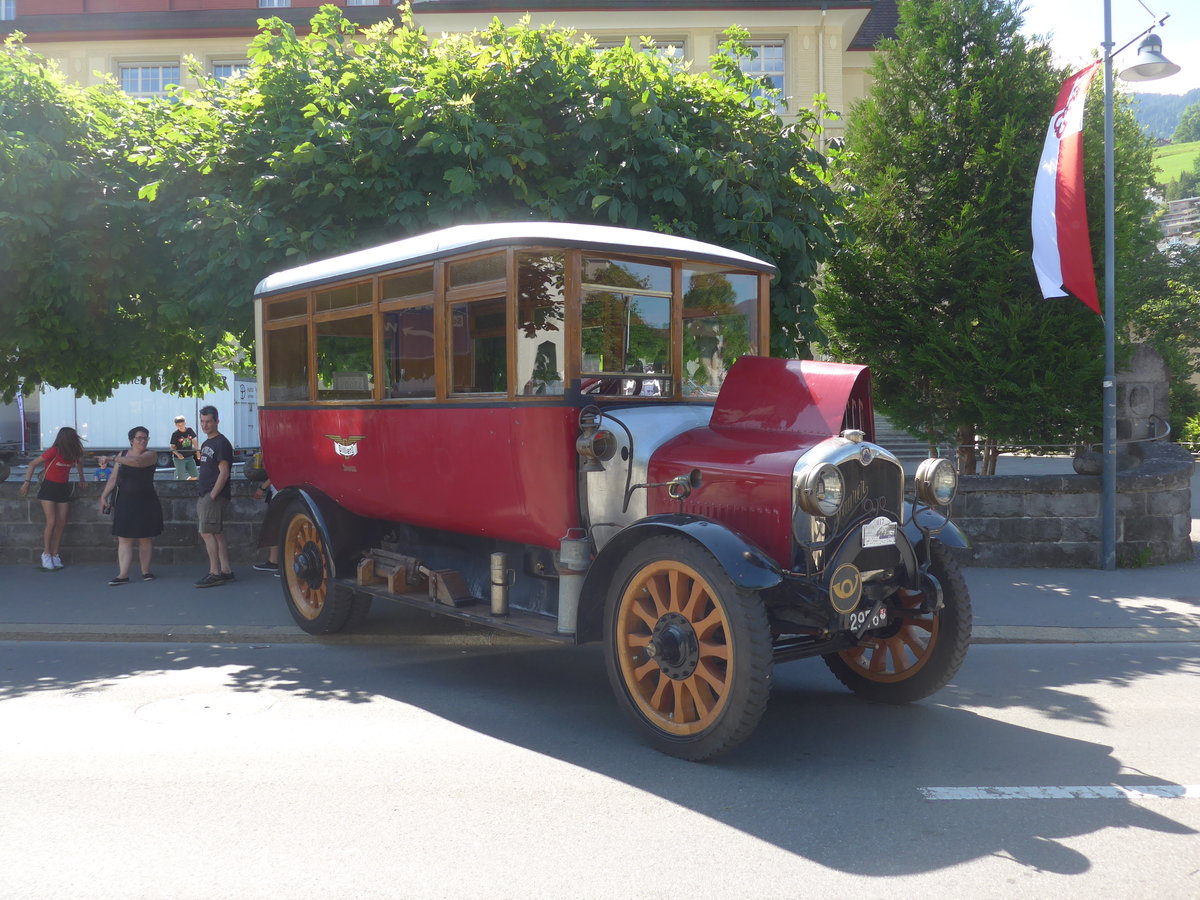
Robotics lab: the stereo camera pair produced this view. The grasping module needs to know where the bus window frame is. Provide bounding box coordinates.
[380,264,437,403]
[257,243,771,407]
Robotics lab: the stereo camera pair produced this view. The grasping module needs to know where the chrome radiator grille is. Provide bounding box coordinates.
[833,455,904,533]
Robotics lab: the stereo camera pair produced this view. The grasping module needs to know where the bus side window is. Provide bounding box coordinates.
[516,252,565,397]
[681,269,758,396]
[450,297,507,395]
[316,315,374,401]
[267,325,309,402]
[384,306,435,399]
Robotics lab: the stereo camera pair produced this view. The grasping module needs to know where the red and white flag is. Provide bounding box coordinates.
[1032,62,1101,314]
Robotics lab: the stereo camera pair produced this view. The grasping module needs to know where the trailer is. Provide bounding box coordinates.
[38,369,259,467]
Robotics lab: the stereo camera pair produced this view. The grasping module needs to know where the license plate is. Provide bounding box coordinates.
[841,603,887,635]
[861,515,897,548]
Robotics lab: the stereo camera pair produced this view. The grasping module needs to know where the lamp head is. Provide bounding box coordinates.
[1120,33,1181,82]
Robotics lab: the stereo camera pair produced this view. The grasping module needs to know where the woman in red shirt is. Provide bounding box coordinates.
[19,427,86,571]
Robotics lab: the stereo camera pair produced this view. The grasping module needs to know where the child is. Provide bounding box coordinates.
[18,426,86,570]
[93,456,113,482]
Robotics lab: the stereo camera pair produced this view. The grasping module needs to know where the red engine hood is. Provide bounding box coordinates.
[709,356,873,439]
[648,357,874,565]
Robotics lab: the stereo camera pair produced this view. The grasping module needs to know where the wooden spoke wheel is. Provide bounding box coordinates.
[837,597,939,684]
[604,535,772,761]
[824,541,972,704]
[280,500,352,635]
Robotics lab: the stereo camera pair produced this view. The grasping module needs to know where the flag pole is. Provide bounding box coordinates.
[1101,0,1116,570]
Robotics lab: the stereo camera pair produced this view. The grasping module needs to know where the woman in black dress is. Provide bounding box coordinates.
[98,426,164,585]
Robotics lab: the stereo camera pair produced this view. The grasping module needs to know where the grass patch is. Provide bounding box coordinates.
[1154,140,1200,184]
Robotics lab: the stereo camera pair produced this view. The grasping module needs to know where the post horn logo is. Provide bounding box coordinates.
[829,562,862,614]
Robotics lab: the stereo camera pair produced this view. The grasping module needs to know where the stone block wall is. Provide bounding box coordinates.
[954,442,1194,567]
[0,479,267,568]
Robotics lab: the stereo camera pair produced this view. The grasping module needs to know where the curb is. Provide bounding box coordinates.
[971,625,1200,644]
[0,623,546,646]
[2,624,1198,645]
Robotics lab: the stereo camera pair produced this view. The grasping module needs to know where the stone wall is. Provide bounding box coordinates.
[954,441,1194,567]
[2,444,1193,570]
[0,479,267,568]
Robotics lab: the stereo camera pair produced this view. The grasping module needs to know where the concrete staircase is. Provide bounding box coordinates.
[872,415,938,460]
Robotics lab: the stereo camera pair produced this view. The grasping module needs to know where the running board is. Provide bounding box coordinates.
[338,577,576,644]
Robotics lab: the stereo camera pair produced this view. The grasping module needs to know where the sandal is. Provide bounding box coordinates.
[142,573,157,582]
[108,576,130,586]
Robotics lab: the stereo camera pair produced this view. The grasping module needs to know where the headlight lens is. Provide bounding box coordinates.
[915,458,957,507]
[797,463,845,517]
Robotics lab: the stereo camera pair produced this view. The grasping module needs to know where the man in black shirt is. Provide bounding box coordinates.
[195,405,235,588]
[170,415,200,480]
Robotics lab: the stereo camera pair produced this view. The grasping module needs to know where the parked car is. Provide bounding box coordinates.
[254,222,971,760]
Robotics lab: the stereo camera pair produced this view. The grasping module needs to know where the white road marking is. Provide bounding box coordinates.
[921,785,1200,801]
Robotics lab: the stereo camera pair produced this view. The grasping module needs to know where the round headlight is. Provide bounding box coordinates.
[797,463,845,517]
[915,458,957,507]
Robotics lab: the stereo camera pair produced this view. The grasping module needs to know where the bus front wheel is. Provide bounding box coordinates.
[280,500,353,634]
[603,535,773,761]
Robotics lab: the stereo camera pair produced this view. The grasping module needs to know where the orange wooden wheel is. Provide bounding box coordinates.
[613,559,734,736]
[836,591,939,683]
[283,511,328,622]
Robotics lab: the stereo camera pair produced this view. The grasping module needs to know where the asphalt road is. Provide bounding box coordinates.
[0,638,1197,899]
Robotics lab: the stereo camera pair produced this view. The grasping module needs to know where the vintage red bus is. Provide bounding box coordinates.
[254,222,971,760]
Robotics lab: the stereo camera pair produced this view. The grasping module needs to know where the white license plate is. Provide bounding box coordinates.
[842,603,887,634]
[861,515,897,548]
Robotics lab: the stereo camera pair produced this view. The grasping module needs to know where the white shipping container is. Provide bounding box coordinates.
[39,369,259,466]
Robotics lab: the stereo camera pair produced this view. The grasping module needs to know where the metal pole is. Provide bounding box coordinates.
[1102,0,1117,570]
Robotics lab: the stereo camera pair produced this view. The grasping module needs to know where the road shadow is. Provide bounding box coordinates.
[1,631,1195,877]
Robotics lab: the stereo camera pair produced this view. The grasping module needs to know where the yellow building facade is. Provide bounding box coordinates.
[5,1,895,144]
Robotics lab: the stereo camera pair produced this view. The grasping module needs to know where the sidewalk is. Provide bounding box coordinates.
[1,558,1198,646]
[3,453,1196,646]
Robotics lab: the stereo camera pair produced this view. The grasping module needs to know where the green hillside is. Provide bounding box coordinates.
[1155,141,1200,184]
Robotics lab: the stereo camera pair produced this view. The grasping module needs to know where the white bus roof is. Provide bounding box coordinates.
[253,221,777,298]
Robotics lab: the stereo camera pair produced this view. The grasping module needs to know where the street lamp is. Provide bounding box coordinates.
[1100,4,1178,570]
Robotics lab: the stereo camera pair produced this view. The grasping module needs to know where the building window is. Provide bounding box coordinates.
[740,40,785,105]
[592,38,686,64]
[212,60,249,82]
[258,0,290,8]
[119,63,180,99]
[1,1,15,21]
[346,0,380,5]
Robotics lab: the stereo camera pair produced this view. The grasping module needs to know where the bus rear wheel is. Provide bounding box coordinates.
[604,535,772,761]
[280,500,353,634]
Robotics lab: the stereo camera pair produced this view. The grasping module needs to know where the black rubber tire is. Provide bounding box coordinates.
[823,541,972,703]
[603,534,773,761]
[279,499,353,634]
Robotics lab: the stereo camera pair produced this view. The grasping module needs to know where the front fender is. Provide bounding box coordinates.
[902,501,971,551]
[575,514,783,643]
[262,485,375,581]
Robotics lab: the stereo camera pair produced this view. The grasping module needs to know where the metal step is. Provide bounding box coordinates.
[341,578,575,644]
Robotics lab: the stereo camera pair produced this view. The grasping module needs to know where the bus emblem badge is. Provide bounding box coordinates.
[325,434,366,470]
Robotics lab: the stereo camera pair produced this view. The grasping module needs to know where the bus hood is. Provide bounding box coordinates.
[647,357,875,564]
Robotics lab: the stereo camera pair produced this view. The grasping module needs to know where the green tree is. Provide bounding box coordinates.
[1172,99,1200,143]
[137,7,844,358]
[0,35,229,402]
[816,0,1159,473]
[1,6,846,401]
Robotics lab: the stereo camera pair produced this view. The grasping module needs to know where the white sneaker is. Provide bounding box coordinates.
[40,553,53,571]
[51,556,64,570]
